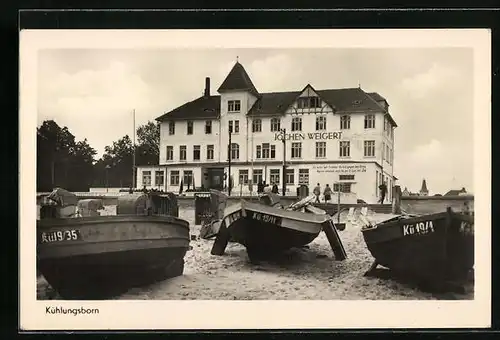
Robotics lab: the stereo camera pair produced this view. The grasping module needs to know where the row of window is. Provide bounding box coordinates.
[165,145,215,161]
[252,114,376,132]
[164,140,392,162]
[382,142,394,165]
[383,117,394,140]
[237,168,309,186]
[142,168,357,193]
[226,97,322,113]
[143,168,354,188]
[141,170,165,186]
[166,114,387,136]
[168,120,213,136]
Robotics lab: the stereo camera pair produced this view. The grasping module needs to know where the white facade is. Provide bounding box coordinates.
[138,66,397,204]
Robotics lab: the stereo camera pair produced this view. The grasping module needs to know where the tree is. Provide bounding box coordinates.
[135,121,160,166]
[37,120,97,192]
[96,135,134,188]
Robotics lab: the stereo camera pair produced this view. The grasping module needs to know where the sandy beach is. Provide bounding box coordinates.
[37,205,474,300]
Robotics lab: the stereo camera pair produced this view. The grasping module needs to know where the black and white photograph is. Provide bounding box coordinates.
[20,29,490,330]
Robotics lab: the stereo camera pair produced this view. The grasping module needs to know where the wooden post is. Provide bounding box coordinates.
[228,129,232,196]
[281,128,287,198]
[210,220,230,256]
[337,185,341,224]
[322,220,347,261]
[392,185,402,214]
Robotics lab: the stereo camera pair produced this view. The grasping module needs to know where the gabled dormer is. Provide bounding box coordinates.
[217,61,260,118]
[285,84,335,115]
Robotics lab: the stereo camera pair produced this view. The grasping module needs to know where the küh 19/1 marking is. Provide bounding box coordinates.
[402,221,435,236]
[40,230,81,243]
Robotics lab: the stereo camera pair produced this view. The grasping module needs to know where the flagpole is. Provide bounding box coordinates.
[132,109,136,189]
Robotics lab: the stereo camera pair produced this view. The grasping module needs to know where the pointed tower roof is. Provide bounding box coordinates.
[217,61,260,97]
[420,179,428,193]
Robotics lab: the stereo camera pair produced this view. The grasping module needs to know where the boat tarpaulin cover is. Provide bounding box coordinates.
[47,187,78,207]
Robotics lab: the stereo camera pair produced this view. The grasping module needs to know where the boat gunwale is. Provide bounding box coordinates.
[36,214,190,230]
[224,200,330,224]
[37,236,190,248]
[361,210,474,233]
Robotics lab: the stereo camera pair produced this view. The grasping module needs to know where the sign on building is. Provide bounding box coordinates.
[313,164,367,173]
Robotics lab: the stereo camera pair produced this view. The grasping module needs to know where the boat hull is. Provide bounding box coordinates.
[362,210,474,286]
[37,215,190,299]
[223,201,326,260]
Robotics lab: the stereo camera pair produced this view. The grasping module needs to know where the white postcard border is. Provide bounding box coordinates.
[19,28,491,330]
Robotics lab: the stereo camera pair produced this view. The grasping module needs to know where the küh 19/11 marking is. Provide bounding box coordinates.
[251,211,281,225]
[402,221,435,236]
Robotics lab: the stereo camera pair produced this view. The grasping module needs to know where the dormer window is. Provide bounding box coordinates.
[297,96,321,109]
[228,100,241,112]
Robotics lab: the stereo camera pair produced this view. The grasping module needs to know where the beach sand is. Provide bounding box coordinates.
[37,205,473,300]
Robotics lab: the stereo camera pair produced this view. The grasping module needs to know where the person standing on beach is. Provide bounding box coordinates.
[378,181,387,204]
[257,180,264,194]
[271,182,279,194]
[313,183,321,203]
[323,184,332,203]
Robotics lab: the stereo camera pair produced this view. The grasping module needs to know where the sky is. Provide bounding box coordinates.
[37,47,474,195]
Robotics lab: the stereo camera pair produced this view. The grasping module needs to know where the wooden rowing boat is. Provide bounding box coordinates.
[37,190,190,299]
[361,207,474,291]
[211,199,347,263]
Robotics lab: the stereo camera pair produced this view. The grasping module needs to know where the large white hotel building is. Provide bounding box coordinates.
[136,61,398,204]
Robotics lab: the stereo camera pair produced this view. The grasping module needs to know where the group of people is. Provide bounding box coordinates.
[137,180,390,204]
[313,183,333,203]
[256,181,279,195]
[311,181,388,204]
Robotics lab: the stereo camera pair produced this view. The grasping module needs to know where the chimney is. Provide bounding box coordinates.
[204,77,210,97]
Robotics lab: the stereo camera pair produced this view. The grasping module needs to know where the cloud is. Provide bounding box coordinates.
[38,60,159,156]
[247,54,303,92]
[396,139,474,195]
[400,62,460,99]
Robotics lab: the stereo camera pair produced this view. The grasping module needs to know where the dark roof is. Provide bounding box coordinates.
[155,95,220,121]
[156,88,399,124]
[217,61,260,97]
[444,188,467,196]
[248,87,387,116]
[367,92,386,102]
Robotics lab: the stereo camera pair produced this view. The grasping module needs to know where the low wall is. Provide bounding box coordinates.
[400,195,474,214]
[36,192,475,216]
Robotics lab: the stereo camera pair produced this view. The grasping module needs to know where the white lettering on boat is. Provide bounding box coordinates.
[40,229,80,243]
[251,212,281,225]
[226,211,242,225]
[402,221,435,236]
[459,221,474,235]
